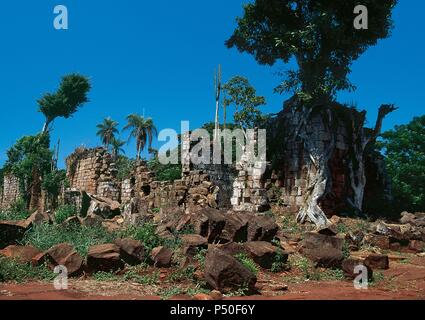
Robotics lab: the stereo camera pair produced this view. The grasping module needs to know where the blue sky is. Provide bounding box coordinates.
[0,0,423,168]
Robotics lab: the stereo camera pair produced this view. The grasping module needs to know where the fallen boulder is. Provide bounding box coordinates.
[47,243,84,276]
[247,214,279,242]
[87,244,124,272]
[341,258,373,280]
[409,240,425,253]
[86,194,121,219]
[363,234,390,250]
[0,220,31,249]
[191,208,226,243]
[364,254,389,270]
[219,212,249,243]
[300,232,344,268]
[26,211,51,226]
[244,241,287,269]
[114,238,145,265]
[151,246,173,268]
[181,234,208,257]
[204,246,257,294]
[0,245,42,264]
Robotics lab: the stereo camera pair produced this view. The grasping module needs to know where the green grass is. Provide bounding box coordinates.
[93,271,120,282]
[0,257,55,283]
[194,248,207,267]
[235,253,258,275]
[370,271,385,286]
[271,248,289,273]
[93,265,159,285]
[157,287,183,300]
[186,285,210,297]
[23,223,114,257]
[336,223,348,234]
[280,214,303,235]
[123,266,160,285]
[54,204,76,224]
[168,266,196,283]
[0,198,30,221]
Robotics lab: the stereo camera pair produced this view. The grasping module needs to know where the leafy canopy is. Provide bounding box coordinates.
[38,74,91,131]
[96,117,119,148]
[378,116,425,212]
[4,134,53,189]
[223,76,268,129]
[226,0,397,102]
[124,114,157,160]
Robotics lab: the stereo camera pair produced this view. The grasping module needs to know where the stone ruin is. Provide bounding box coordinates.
[0,175,21,210]
[0,105,391,223]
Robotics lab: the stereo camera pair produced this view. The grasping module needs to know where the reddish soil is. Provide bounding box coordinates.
[1,258,424,301]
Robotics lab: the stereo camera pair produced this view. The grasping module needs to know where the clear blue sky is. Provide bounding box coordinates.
[0,0,424,168]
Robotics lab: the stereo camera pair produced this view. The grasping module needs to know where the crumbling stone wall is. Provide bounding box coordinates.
[66,147,117,196]
[0,175,21,210]
[265,106,391,217]
[123,163,220,215]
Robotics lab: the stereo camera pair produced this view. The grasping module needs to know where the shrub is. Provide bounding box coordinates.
[118,223,163,253]
[23,223,114,257]
[235,253,258,275]
[0,198,30,221]
[0,257,54,283]
[271,248,289,273]
[55,204,76,224]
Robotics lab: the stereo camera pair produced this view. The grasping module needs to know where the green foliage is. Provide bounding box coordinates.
[115,155,137,180]
[227,0,397,102]
[147,156,182,182]
[158,287,183,300]
[38,74,91,132]
[42,169,67,200]
[123,114,157,160]
[55,204,76,224]
[235,253,258,275]
[118,223,163,253]
[96,117,119,149]
[123,268,160,285]
[168,266,196,283]
[271,247,289,273]
[0,198,30,221]
[194,248,208,268]
[223,76,268,129]
[0,257,54,283]
[378,116,425,212]
[4,133,53,199]
[110,137,126,158]
[23,223,114,257]
[93,271,120,282]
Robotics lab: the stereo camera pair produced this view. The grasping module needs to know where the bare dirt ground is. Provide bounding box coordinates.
[1,257,424,301]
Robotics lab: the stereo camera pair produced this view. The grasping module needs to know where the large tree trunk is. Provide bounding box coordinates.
[276,101,396,228]
[294,105,333,227]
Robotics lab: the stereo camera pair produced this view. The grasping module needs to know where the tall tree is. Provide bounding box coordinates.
[378,115,425,212]
[110,137,126,159]
[38,74,91,133]
[96,117,119,149]
[226,0,398,226]
[226,0,397,103]
[123,114,157,161]
[214,65,222,142]
[223,76,267,129]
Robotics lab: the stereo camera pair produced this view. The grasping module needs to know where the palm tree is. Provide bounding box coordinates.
[110,137,126,159]
[96,117,119,149]
[123,114,157,161]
